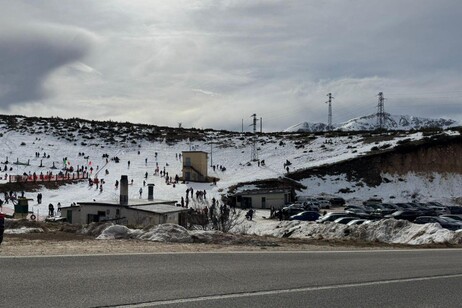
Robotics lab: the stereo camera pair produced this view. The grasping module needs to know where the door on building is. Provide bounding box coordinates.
[66,210,72,224]
[261,197,266,209]
[185,172,191,181]
[87,214,99,223]
[242,197,252,209]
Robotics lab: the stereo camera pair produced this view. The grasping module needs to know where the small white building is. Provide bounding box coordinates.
[60,175,188,227]
[233,188,292,209]
[60,200,188,227]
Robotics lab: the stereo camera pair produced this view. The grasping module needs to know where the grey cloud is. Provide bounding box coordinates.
[1,0,461,131]
[0,22,96,107]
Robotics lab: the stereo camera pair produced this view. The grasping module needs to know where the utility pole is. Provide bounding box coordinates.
[377,92,386,130]
[260,117,262,133]
[325,93,334,131]
[250,114,259,161]
[210,140,213,167]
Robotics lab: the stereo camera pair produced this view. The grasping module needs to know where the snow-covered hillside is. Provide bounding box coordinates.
[1,115,462,246]
[285,113,459,132]
[0,115,460,221]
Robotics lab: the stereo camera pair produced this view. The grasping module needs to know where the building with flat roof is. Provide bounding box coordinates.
[60,199,187,226]
[232,188,292,209]
[182,151,209,182]
[60,175,188,227]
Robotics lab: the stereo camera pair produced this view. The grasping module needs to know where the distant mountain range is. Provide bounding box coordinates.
[284,113,459,132]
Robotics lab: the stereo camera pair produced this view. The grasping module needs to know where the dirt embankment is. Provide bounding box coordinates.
[290,134,462,186]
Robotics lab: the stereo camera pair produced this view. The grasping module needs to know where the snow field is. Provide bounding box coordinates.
[0,124,460,246]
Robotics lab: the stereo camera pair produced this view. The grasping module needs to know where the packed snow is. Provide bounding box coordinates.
[93,212,462,246]
[0,117,461,246]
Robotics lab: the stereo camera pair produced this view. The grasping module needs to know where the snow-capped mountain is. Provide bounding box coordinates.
[285,114,459,132]
[284,122,328,133]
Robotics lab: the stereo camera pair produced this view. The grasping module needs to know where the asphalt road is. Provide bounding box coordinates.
[2,249,462,307]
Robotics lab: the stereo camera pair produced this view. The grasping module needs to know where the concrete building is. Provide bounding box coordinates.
[233,188,292,209]
[182,151,208,182]
[60,176,188,227]
[60,200,188,226]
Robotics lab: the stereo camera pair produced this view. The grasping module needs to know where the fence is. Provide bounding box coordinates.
[9,172,89,183]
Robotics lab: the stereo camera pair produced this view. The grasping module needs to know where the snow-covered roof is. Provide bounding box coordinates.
[77,199,176,207]
[235,188,291,196]
[65,200,186,214]
[129,204,188,214]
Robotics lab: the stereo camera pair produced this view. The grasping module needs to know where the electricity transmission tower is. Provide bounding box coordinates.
[325,93,334,131]
[377,92,386,130]
[250,114,259,161]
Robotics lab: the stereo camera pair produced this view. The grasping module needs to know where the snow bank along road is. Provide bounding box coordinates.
[2,249,462,307]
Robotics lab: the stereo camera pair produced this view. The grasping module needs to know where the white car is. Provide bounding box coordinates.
[346,219,367,226]
[316,200,331,209]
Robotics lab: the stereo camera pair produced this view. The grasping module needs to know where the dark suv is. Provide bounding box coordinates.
[414,216,462,231]
[329,197,346,207]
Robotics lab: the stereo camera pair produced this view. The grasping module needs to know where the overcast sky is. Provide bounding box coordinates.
[0,0,461,131]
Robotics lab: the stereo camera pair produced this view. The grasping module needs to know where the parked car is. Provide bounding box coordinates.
[394,203,418,211]
[346,219,368,226]
[303,202,320,212]
[446,206,462,215]
[296,196,318,203]
[317,212,351,223]
[426,205,449,215]
[289,211,321,221]
[414,216,462,231]
[344,207,371,219]
[334,217,359,224]
[371,203,399,216]
[410,203,438,216]
[438,216,462,226]
[329,197,346,207]
[385,210,421,222]
[363,198,382,206]
[426,201,445,208]
[282,204,305,219]
[316,200,331,209]
[440,215,462,222]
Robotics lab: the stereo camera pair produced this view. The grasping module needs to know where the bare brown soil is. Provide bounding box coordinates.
[0,228,426,257]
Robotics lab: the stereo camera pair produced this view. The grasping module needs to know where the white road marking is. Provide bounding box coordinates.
[114,273,462,307]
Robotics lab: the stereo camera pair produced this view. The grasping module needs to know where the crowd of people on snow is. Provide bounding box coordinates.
[1,144,301,225]
[185,196,235,227]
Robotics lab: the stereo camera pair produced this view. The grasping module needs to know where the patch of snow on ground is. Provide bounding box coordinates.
[93,210,462,246]
[235,211,462,245]
[96,225,142,240]
[4,227,44,234]
[299,172,462,204]
[138,224,193,243]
